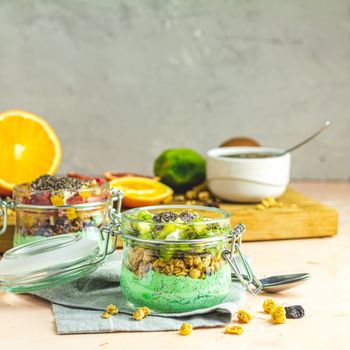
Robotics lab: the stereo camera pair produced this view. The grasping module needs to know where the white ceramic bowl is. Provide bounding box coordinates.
[206,147,291,203]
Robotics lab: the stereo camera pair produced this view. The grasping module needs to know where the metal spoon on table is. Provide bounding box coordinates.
[232,272,311,293]
[275,120,331,157]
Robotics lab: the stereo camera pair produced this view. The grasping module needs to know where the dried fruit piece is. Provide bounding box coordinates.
[270,305,286,324]
[285,305,305,319]
[101,312,110,319]
[132,307,151,320]
[106,304,118,315]
[263,298,278,314]
[224,325,244,335]
[66,208,78,220]
[237,310,253,323]
[179,322,193,336]
[50,193,64,206]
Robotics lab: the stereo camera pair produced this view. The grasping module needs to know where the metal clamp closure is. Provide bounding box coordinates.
[222,223,262,295]
[0,198,15,236]
[96,188,124,260]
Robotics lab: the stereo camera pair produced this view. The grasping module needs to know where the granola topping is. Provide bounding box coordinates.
[179,323,193,336]
[237,310,253,324]
[132,307,151,321]
[224,325,244,335]
[126,246,224,278]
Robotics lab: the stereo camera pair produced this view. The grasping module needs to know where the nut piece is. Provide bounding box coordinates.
[255,204,265,211]
[224,325,244,335]
[237,310,253,323]
[179,322,193,336]
[106,304,118,315]
[270,305,286,324]
[263,298,278,314]
[101,312,110,319]
[132,307,151,321]
[198,191,210,202]
[189,268,201,279]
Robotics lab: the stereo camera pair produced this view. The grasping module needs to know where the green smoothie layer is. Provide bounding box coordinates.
[120,264,232,312]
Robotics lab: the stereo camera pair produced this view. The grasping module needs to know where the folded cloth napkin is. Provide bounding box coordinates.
[33,254,245,334]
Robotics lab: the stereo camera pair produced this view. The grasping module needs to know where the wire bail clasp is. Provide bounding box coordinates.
[222,223,262,295]
[0,198,15,236]
[97,188,124,258]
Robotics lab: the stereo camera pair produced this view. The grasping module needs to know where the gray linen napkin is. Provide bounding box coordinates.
[33,254,245,334]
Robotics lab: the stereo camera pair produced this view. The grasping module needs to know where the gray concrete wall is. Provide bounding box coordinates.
[0,0,349,179]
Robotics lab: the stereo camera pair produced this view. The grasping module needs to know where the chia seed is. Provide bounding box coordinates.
[152,210,198,223]
[178,211,197,222]
[31,175,83,191]
[152,211,178,223]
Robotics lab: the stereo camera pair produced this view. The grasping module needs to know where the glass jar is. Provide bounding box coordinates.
[1,181,112,247]
[118,205,260,313]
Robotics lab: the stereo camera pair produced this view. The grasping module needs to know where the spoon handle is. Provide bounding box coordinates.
[282,120,331,155]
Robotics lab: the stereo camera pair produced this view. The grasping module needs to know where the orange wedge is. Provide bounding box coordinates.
[109,176,173,208]
[0,110,61,195]
[104,171,158,182]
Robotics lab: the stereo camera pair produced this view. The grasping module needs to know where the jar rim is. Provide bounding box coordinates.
[122,204,230,226]
[12,181,110,207]
[120,232,232,245]
[121,204,232,243]
[13,180,109,196]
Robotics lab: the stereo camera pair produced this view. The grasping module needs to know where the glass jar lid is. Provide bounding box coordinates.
[0,234,100,293]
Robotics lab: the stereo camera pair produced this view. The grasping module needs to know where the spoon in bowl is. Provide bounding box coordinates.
[277,121,331,157]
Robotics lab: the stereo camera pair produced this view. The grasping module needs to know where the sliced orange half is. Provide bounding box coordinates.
[104,171,159,182]
[0,110,61,195]
[109,176,173,208]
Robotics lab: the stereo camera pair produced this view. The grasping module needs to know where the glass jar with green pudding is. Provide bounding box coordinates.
[119,205,261,313]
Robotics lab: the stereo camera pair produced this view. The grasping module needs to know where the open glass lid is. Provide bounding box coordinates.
[0,189,123,293]
[0,234,103,293]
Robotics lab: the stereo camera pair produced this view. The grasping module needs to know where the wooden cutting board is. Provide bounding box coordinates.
[220,188,338,241]
[0,188,338,253]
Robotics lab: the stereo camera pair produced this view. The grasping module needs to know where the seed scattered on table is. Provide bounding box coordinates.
[237,309,253,323]
[225,325,244,335]
[179,323,193,336]
[132,307,151,320]
[263,298,278,314]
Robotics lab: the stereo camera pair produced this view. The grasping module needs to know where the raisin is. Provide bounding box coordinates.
[285,305,305,319]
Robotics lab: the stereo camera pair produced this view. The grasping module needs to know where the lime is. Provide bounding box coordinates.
[154,148,206,192]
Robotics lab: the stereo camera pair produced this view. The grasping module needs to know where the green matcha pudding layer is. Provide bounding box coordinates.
[120,263,232,312]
